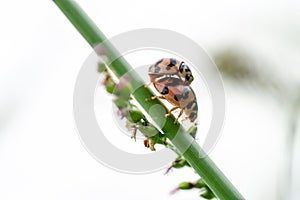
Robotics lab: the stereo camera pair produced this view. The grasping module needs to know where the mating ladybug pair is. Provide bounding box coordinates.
[146,58,198,124]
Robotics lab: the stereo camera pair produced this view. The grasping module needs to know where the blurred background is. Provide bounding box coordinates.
[0,0,299,199]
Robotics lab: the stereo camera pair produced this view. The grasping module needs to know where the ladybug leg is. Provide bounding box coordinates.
[145,95,165,102]
[130,125,138,141]
[174,109,184,124]
[165,106,180,117]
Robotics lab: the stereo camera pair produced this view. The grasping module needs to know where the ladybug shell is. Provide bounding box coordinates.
[148,58,180,82]
[153,80,181,107]
[153,77,198,122]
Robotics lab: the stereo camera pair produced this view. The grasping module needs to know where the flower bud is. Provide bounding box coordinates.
[126,106,144,123]
[200,187,215,199]
[195,179,206,188]
[97,62,107,73]
[178,182,193,190]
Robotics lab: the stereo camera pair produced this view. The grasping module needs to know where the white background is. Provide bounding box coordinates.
[0,0,300,199]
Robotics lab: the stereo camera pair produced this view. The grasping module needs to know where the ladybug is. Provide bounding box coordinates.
[148,58,194,85]
[146,77,198,124]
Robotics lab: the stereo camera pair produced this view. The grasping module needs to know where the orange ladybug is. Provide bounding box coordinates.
[148,58,194,85]
[146,77,197,124]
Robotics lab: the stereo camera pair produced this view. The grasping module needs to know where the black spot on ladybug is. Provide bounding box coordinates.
[189,112,196,120]
[154,66,161,73]
[174,95,178,101]
[161,86,169,94]
[193,103,198,111]
[179,63,185,73]
[186,101,195,109]
[174,94,182,101]
[168,58,177,67]
[185,74,191,80]
[187,74,194,83]
[182,88,190,99]
[185,67,191,73]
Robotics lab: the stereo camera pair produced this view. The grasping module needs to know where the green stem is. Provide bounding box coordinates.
[53,0,244,199]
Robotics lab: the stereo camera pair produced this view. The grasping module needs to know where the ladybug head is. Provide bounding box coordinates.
[185,74,194,84]
[179,62,194,84]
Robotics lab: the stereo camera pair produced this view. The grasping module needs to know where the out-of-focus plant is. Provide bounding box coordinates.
[213,47,300,200]
[213,47,287,98]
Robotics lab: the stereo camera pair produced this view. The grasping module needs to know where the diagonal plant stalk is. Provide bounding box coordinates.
[53,0,244,199]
